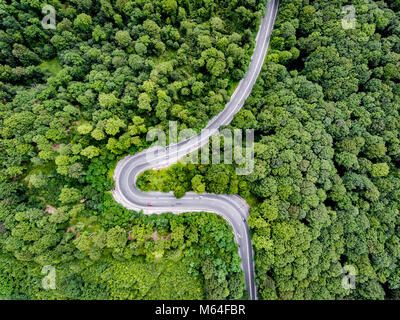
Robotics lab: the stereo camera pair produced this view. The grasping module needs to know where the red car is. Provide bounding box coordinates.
[147,202,152,206]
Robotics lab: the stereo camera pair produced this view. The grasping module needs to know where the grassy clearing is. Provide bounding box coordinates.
[38,57,63,76]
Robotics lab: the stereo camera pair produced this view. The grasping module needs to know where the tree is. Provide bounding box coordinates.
[371,163,389,177]
[29,173,47,189]
[74,13,92,32]
[135,42,147,56]
[104,118,125,136]
[138,92,152,111]
[191,175,205,194]
[81,146,100,159]
[143,20,161,38]
[59,187,82,204]
[161,0,178,16]
[106,226,127,249]
[115,30,132,47]
[77,123,93,135]
[173,186,186,198]
[49,207,70,224]
[99,93,119,109]
[12,44,40,66]
[210,17,224,32]
[92,25,107,42]
[91,128,106,140]
[200,48,227,77]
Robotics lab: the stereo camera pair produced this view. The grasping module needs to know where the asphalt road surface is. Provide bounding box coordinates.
[113,0,279,300]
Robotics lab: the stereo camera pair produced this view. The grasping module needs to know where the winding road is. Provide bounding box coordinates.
[113,0,279,300]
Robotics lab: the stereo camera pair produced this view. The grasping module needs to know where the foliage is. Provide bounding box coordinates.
[139,0,400,300]
[0,0,267,300]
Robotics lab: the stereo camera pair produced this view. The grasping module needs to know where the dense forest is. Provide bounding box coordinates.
[0,0,270,299]
[2,0,400,301]
[139,0,400,300]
